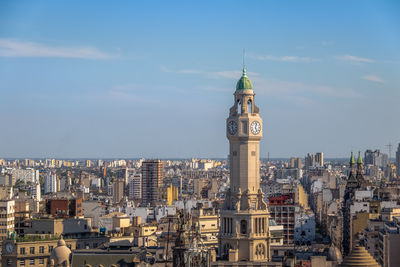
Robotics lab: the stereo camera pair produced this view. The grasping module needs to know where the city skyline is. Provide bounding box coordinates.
[1,1,399,158]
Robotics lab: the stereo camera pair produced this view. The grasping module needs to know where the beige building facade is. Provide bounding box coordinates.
[0,200,15,241]
[1,235,108,267]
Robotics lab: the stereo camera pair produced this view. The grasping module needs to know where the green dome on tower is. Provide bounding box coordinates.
[236,68,253,91]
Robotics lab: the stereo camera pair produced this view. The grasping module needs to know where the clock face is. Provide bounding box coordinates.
[250,121,261,135]
[5,243,13,253]
[227,121,238,135]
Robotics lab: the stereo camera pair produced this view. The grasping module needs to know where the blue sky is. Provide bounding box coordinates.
[0,1,399,158]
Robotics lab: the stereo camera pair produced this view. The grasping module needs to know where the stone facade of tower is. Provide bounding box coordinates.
[219,68,271,263]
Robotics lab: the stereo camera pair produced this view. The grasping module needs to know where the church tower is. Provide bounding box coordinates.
[219,66,270,262]
[342,151,367,256]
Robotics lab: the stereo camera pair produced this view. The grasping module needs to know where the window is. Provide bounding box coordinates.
[240,220,247,234]
[30,259,35,265]
[20,260,25,266]
[39,246,44,253]
[48,246,53,252]
[29,247,35,254]
[39,258,44,265]
[248,99,252,114]
[7,259,12,266]
[237,99,242,114]
[20,247,25,255]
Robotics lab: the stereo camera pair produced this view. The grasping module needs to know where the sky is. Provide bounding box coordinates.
[0,1,399,159]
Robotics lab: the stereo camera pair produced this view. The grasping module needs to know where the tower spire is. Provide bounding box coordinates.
[242,48,247,77]
[357,151,363,165]
[350,151,355,166]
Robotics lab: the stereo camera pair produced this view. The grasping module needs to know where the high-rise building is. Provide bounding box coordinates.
[0,200,15,241]
[305,153,324,169]
[141,160,164,206]
[289,157,303,169]
[112,178,125,204]
[315,152,324,167]
[166,184,178,206]
[44,172,57,194]
[268,194,297,245]
[396,143,400,177]
[219,67,271,262]
[128,174,142,200]
[30,183,41,202]
[364,149,389,167]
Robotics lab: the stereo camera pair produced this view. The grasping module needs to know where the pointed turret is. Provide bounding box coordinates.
[347,152,357,186]
[356,151,365,186]
[350,152,355,166]
[357,151,363,165]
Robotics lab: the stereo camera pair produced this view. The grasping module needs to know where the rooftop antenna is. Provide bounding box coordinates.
[243,48,245,69]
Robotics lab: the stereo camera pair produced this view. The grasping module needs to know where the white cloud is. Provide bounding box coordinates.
[321,41,334,46]
[362,75,384,83]
[160,66,358,101]
[337,54,375,64]
[251,76,359,99]
[248,54,318,63]
[160,66,258,80]
[0,38,113,59]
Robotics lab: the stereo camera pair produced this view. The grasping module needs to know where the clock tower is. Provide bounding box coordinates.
[219,67,271,262]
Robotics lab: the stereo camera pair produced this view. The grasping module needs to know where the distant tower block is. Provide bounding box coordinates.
[141,160,164,206]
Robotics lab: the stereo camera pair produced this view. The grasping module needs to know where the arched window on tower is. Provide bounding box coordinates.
[248,99,252,114]
[237,99,242,114]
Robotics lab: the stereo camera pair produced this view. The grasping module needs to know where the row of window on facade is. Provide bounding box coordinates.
[20,245,53,254]
[19,243,96,255]
[7,258,45,266]
[0,220,15,226]
[222,218,267,235]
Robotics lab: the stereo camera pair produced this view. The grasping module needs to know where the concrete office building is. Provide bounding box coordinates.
[44,172,57,194]
[128,174,142,200]
[112,178,125,204]
[365,149,389,168]
[0,200,15,241]
[141,160,164,206]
